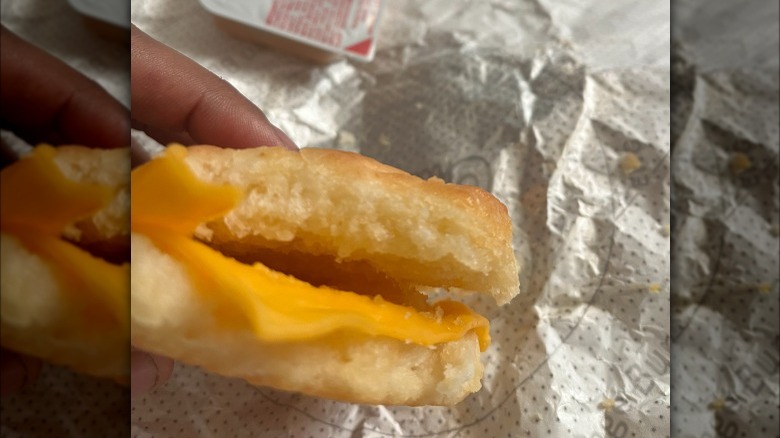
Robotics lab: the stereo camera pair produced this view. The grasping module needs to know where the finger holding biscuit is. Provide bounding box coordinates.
[130,24,297,152]
[128,25,299,396]
[0,25,129,151]
[1,25,131,396]
[0,348,41,396]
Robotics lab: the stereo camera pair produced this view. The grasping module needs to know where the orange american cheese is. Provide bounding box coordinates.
[132,146,491,351]
[0,145,127,332]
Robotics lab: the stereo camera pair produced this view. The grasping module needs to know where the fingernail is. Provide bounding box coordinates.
[1,352,28,396]
[130,136,152,168]
[273,126,299,151]
[131,350,158,397]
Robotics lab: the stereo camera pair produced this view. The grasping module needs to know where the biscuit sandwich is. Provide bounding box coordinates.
[131,144,518,405]
[1,145,129,381]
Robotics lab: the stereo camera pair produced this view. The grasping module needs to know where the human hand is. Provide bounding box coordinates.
[130,347,174,397]
[130,24,297,154]
[0,25,129,153]
[1,25,129,396]
[0,349,41,396]
[129,25,298,396]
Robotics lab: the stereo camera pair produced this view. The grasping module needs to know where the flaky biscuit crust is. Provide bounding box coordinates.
[132,145,519,405]
[184,146,519,305]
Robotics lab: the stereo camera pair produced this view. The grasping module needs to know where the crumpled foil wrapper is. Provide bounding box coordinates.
[671,0,780,436]
[129,1,670,437]
[127,0,671,437]
[0,0,672,436]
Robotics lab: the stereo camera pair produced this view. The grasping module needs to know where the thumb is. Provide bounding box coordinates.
[1,349,42,396]
[131,348,174,397]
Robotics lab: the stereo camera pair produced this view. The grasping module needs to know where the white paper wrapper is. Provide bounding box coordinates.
[671,0,780,436]
[129,1,670,437]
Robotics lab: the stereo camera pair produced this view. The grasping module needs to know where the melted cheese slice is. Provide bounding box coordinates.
[132,146,490,351]
[0,145,127,330]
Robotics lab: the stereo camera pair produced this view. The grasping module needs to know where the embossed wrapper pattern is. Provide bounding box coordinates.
[0,1,130,437]
[671,0,780,436]
[130,1,670,437]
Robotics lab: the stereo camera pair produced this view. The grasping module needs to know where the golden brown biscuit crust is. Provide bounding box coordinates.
[183,145,519,305]
[131,145,520,405]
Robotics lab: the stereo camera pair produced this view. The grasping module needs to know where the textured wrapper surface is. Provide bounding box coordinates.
[671,0,780,436]
[0,0,672,436]
[129,1,671,437]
